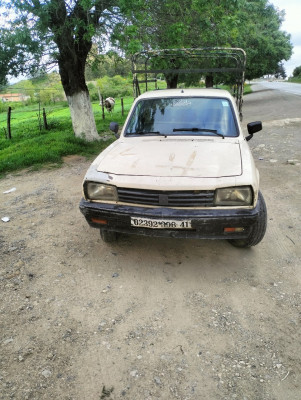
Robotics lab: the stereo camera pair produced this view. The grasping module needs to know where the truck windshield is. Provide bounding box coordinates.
[124,97,238,137]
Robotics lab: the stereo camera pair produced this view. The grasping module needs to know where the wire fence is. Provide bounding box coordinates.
[0,97,130,139]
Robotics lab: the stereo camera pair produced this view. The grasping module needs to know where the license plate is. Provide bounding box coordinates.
[131,217,192,229]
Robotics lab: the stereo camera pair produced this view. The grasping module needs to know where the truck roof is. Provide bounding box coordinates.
[138,88,234,100]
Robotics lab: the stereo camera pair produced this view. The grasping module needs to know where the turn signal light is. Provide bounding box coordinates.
[224,227,245,233]
[91,218,108,225]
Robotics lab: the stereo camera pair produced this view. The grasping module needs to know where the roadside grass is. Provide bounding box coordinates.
[0,131,113,174]
[288,77,301,83]
[243,84,252,94]
[0,83,252,176]
[216,83,252,95]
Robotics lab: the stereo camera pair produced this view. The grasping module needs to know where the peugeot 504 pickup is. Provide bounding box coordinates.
[79,88,267,247]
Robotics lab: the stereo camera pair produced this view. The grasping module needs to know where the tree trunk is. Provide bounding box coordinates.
[205,75,214,88]
[165,73,179,88]
[60,73,100,141]
[67,91,99,141]
[49,1,100,141]
[58,58,99,141]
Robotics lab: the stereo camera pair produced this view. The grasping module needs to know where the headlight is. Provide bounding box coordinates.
[214,186,253,206]
[85,182,118,201]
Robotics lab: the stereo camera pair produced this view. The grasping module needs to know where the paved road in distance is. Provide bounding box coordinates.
[253,80,301,97]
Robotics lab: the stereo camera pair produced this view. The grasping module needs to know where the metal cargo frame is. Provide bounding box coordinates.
[132,47,246,119]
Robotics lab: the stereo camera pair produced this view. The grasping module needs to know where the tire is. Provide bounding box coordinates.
[100,229,117,243]
[228,192,267,248]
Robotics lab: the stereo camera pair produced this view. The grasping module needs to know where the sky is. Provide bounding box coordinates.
[269,0,301,76]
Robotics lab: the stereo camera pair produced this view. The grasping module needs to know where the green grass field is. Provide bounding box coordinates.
[0,97,134,176]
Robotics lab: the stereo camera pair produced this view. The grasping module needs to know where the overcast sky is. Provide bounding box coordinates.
[269,0,301,76]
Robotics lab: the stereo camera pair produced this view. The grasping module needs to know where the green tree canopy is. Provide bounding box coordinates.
[115,0,293,83]
[0,25,44,86]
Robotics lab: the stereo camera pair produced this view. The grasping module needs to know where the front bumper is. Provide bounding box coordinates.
[79,198,262,240]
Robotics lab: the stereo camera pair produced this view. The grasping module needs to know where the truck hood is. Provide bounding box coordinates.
[96,138,242,178]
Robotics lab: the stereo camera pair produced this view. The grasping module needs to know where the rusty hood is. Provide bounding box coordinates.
[96,138,242,178]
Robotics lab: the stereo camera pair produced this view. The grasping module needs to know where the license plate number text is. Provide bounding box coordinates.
[131,217,192,229]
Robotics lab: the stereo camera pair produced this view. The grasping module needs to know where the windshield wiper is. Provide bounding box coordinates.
[173,127,225,139]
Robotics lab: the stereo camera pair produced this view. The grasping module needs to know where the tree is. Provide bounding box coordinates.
[234,0,292,80]
[0,0,119,141]
[292,66,301,78]
[0,26,44,87]
[115,0,292,86]
[274,63,286,79]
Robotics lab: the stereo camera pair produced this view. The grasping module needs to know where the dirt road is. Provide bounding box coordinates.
[1,84,300,400]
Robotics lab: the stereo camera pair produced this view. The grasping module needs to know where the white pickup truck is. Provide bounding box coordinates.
[79,88,267,247]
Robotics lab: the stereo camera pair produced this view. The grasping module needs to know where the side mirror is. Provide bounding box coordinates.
[109,122,120,138]
[246,121,262,141]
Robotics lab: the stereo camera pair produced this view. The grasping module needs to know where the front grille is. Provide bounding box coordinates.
[117,188,215,207]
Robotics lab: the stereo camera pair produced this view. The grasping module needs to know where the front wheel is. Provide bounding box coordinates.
[228,192,267,248]
[100,229,117,243]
